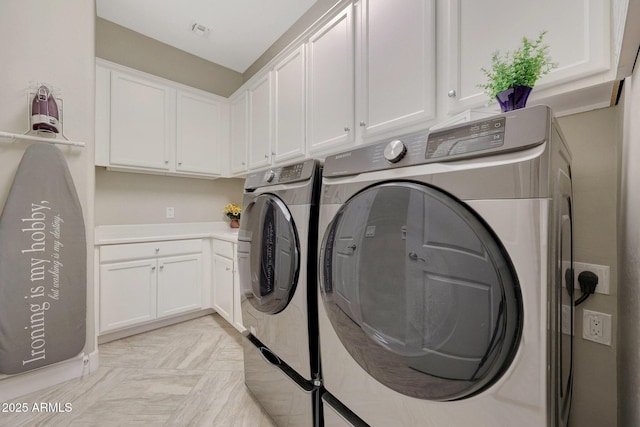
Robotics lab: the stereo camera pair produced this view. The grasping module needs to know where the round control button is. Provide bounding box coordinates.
[264,170,276,183]
[384,139,407,163]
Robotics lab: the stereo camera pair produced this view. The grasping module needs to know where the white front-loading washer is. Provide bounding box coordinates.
[317,106,574,427]
[238,159,321,427]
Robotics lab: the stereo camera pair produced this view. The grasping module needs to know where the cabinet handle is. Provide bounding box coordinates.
[448,90,457,98]
[359,121,366,127]
[264,154,269,159]
[241,162,246,166]
[344,127,350,132]
[155,248,160,253]
[151,266,156,271]
[178,162,182,166]
[226,267,231,271]
[164,160,169,164]
[271,152,275,156]
[159,265,164,270]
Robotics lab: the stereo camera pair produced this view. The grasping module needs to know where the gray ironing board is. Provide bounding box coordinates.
[0,143,86,374]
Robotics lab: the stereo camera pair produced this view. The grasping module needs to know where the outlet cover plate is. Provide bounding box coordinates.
[567,261,610,295]
[582,309,612,345]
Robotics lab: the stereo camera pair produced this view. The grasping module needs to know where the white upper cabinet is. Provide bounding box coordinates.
[96,59,228,179]
[248,72,273,170]
[273,45,307,163]
[307,4,355,155]
[230,91,249,175]
[176,90,223,176]
[443,0,611,114]
[357,0,436,139]
[110,70,173,171]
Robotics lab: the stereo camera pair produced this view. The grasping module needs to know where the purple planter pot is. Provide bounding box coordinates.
[495,86,533,112]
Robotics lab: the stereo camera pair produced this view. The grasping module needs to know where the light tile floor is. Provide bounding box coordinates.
[0,314,277,427]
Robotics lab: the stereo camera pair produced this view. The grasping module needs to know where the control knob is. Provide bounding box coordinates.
[264,170,276,183]
[383,139,407,163]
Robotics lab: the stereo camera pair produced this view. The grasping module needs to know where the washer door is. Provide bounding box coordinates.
[241,194,300,314]
[320,182,523,401]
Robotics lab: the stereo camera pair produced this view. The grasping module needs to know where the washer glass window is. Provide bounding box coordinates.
[320,182,523,401]
[242,194,300,314]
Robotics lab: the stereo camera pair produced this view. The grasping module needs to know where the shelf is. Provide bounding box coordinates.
[0,131,85,148]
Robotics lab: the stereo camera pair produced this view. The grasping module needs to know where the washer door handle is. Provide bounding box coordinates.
[408,251,426,262]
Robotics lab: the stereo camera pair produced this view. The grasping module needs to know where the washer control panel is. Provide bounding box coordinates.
[245,159,316,190]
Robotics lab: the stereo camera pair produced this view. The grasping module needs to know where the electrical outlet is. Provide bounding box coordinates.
[573,262,610,295]
[582,309,612,345]
[166,207,175,218]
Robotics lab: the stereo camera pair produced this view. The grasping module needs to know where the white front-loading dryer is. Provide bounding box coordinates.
[317,106,574,427]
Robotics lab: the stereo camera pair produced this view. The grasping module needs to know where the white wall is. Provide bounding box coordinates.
[618,62,640,426]
[0,0,95,395]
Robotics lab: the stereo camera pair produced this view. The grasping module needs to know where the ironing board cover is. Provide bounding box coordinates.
[0,143,86,374]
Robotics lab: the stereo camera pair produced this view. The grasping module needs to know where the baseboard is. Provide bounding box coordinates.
[0,349,99,401]
[97,308,215,344]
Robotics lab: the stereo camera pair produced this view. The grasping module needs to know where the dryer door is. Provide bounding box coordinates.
[320,181,523,401]
[239,193,300,314]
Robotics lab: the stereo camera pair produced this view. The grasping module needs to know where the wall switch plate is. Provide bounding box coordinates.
[582,309,612,345]
[166,207,175,218]
[571,262,610,295]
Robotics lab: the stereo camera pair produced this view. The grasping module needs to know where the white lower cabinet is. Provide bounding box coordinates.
[212,239,244,331]
[212,253,234,322]
[99,239,204,334]
[156,254,203,317]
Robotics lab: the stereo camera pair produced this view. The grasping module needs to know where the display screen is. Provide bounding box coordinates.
[426,117,506,159]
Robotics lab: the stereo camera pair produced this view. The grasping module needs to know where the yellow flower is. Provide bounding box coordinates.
[224,203,242,219]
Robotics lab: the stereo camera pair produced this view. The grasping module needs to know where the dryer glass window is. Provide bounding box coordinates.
[240,194,300,314]
[320,182,523,401]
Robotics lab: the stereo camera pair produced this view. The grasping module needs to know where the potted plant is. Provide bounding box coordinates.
[224,203,242,228]
[479,31,554,112]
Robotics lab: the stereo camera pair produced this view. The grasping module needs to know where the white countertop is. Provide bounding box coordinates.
[95,222,239,245]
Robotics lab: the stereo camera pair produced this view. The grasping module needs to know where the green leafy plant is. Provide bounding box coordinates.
[479,31,554,100]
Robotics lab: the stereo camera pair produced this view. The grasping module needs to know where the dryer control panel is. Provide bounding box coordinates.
[323,105,550,177]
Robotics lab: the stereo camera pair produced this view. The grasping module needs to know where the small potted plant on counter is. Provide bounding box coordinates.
[224,203,242,228]
[479,31,554,112]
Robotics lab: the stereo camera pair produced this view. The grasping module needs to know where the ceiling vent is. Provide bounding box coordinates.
[190,22,211,37]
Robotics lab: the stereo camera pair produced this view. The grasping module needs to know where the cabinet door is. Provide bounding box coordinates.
[274,45,306,163]
[444,0,610,114]
[232,245,244,332]
[157,254,202,318]
[213,254,234,324]
[307,5,355,154]
[110,71,173,170]
[230,91,249,174]
[359,0,436,138]
[100,259,157,332]
[248,73,273,170]
[176,91,222,176]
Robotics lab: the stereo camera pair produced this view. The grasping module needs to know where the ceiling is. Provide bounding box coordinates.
[96,0,318,73]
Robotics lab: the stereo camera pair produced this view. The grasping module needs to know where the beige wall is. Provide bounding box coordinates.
[95,170,244,225]
[95,17,245,226]
[0,0,96,376]
[558,108,619,427]
[618,62,640,426]
[96,18,243,97]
